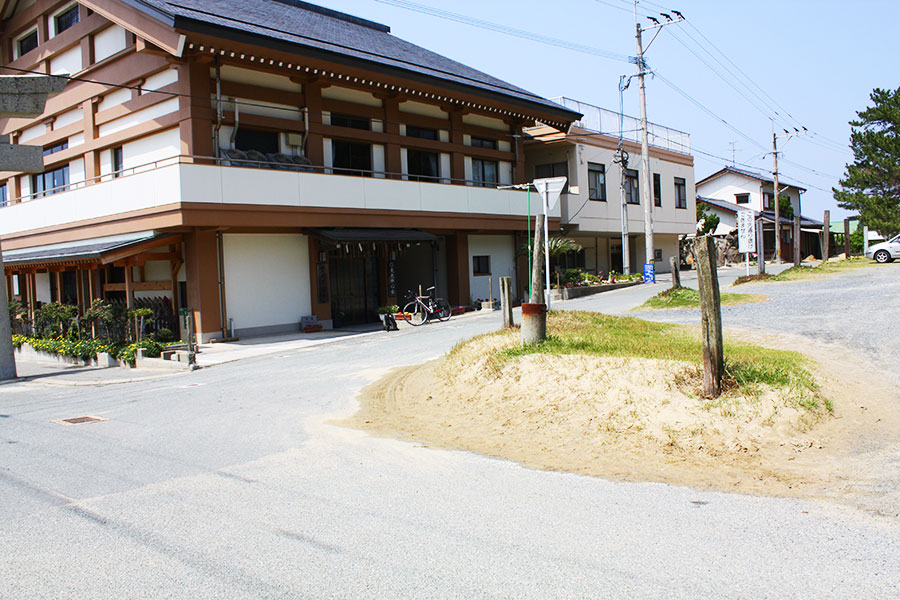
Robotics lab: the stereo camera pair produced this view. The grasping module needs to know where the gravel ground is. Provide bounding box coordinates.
[2,266,899,598]
[630,262,900,386]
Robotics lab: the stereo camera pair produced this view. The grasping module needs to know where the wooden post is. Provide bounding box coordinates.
[669,255,680,288]
[843,218,851,257]
[531,214,544,304]
[125,265,133,309]
[500,276,513,328]
[793,216,802,267]
[756,218,766,275]
[694,235,724,397]
[822,210,830,261]
[489,277,494,306]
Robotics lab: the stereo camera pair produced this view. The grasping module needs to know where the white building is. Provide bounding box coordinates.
[524,98,696,275]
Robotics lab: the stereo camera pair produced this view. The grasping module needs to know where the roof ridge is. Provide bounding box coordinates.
[269,0,391,33]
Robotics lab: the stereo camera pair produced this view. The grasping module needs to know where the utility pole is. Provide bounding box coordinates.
[769,123,807,263]
[615,75,632,274]
[772,130,781,263]
[633,2,684,274]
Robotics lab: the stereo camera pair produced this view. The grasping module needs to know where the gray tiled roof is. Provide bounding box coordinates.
[133,0,579,121]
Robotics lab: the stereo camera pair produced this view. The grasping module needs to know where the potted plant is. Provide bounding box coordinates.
[376,305,399,324]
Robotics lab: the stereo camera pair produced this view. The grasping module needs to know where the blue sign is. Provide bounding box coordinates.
[643,263,655,284]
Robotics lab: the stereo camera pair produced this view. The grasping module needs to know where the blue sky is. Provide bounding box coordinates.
[321,0,899,219]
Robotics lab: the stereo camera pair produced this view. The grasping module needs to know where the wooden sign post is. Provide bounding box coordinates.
[694,236,724,397]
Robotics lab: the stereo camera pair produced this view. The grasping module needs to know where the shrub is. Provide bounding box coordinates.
[154,328,176,343]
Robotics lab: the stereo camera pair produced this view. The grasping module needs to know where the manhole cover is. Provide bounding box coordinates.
[53,416,107,425]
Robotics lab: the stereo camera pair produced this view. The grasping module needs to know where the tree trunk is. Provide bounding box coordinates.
[694,236,723,397]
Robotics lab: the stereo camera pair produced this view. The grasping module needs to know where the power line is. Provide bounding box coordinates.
[375,0,632,63]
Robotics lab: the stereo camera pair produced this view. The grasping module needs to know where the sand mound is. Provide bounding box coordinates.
[340,329,900,512]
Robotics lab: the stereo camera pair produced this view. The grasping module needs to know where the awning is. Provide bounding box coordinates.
[315,228,439,243]
[3,233,181,269]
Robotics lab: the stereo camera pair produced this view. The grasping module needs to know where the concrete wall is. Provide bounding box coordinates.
[223,233,311,337]
[528,142,696,237]
[468,234,516,303]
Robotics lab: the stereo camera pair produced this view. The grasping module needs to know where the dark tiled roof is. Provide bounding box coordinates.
[134,0,579,121]
[759,211,822,227]
[697,166,806,191]
[697,195,745,214]
[3,235,156,265]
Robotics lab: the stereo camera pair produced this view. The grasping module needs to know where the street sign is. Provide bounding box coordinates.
[643,263,655,284]
[737,210,755,254]
[533,176,567,213]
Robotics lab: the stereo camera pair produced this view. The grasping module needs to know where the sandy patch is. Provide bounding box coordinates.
[339,328,900,515]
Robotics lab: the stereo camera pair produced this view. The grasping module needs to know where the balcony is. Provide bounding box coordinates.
[0,155,549,237]
[551,97,691,155]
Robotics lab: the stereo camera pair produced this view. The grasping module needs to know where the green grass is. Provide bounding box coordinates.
[636,286,767,310]
[490,311,828,413]
[734,257,881,285]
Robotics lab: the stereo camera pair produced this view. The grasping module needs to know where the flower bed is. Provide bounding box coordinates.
[12,334,165,366]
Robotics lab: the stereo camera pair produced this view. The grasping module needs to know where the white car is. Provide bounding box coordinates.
[866,233,900,263]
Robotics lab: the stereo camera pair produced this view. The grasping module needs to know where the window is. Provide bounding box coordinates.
[17,30,38,57]
[332,140,372,176]
[54,5,80,35]
[407,149,439,181]
[763,192,774,210]
[654,248,663,261]
[32,165,70,198]
[625,169,639,204]
[535,161,567,180]
[674,177,687,209]
[405,125,438,140]
[653,173,661,207]
[235,129,279,154]
[331,113,370,131]
[735,193,750,204]
[472,255,490,276]
[43,140,68,156]
[0,184,7,207]
[471,137,496,149]
[472,158,498,187]
[588,163,606,201]
[111,146,124,178]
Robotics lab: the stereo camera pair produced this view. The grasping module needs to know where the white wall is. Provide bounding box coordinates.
[35,272,51,303]
[99,97,180,138]
[123,128,181,170]
[55,107,82,129]
[97,87,132,112]
[142,69,178,93]
[134,260,172,300]
[468,234,516,303]
[223,234,311,335]
[49,45,81,75]
[93,25,127,62]
[529,141,696,236]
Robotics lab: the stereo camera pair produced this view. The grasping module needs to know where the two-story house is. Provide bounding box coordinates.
[524,97,696,275]
[0,0,581,341]
[697,166,822,260]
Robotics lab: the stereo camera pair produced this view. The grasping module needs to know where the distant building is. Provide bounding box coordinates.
[697,166,823,260]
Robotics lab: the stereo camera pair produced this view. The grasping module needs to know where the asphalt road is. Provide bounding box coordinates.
[2,264,899,598]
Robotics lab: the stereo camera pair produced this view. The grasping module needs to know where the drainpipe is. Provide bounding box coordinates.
[229,98,239,150]
[213,58,223,159]
[301,107,310,158]
[216,231,229,339]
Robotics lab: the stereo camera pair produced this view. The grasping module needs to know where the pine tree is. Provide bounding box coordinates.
[834,87,900,237]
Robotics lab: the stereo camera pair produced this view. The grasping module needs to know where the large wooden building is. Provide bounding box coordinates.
[0,0,696,342]
[0,0,584,340]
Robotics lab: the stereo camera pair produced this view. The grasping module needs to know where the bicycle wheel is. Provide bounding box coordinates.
[403,301,427,326]
[435,297,452,321]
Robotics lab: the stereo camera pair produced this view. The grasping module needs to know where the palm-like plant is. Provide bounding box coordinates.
[546,237,583,257]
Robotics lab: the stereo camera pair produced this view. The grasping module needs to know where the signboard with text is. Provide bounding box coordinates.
[737,211,756,254]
